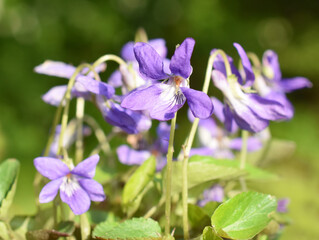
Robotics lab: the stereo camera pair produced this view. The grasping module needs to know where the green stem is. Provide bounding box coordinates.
[239,130,249,191]
[80,213,91,240]
[143,196,165,219]
[180,50,229,239]
[164,113,177,236]
[75,97,85,164]
[92,54,126,69]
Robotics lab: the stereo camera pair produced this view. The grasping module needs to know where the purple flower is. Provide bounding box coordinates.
[212,43,288,133]
[277,198,290,213]
[116,122,171,171]
[34,154,105,215]
[121,38,214,121]
[198,184,224,207]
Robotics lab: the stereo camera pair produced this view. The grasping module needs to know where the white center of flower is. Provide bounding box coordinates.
[60,174,80,197]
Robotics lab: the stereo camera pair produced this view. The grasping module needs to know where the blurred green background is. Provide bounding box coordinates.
[0,0,318,239]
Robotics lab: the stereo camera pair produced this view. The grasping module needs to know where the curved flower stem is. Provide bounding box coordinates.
[57,63,91,156]
[247,52,261,69]
[180,50,230,239]
[92,54,126,69]
[75,97,85,164]
[239,130,249,191]
[165,113,177,236]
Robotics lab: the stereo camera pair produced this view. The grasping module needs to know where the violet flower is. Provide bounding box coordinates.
[253,50,312,119]
[277,198,290,213]
[188,98,262,159]
[116,122,171,171]
[121,38,214,121]
[212,43,288,133]
[34,154,105,215]
[198,184,224,207]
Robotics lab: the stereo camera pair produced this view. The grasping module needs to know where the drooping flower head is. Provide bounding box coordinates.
[34,154,105,215]
[121,38,214,121]
[212,43,288,133]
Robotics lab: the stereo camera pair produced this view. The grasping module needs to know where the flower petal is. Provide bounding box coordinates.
[76,76,115,99]
[134,42,167,80]
[181,87,214,119]
[169,38,195,79]
[60,182,91,215]
[264,92,294,120]
[149,38,167,59]
[229,137,263,152]
[42,85,68,106]
[279,77,312,93]
[78,179,106,202]
[121,84,162,111]
[121,41,136,62]
[71,154,99,178]
[233,43,255,86]
[34,157,69,180]
[108,70,123,88]
[35,61,77,78]
[262,50,281,81]
[39,178,63,203]
[117,145,151,165]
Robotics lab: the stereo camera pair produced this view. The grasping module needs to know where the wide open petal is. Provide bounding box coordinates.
[121,84,162,111]
[79,179,106,202]
[279,77,312,93]
[117,145,151,165]
[76,76,115,99]
[60,183,91,215]
[39,178,63,203]
[233,43,255,86]
[134,42,167,80]
[150,84,185,121]
[34,157,69,180]
[71,154,99,179]
[35,61,77,78]
[181,87,214,119]
[169,38,195,79]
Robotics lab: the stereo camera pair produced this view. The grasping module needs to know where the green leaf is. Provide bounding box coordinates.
[202,226,223,240]
[93,217,161,239]
[190,155,277,181]
[0,159,20,219]
[10,216,35,239]
[86,210,118,225]
[26,229,69,240]
[0,221,10,240]
[122,156,156,213]
[166,157,244,194]
[57,221,75,235]
[211,191,277,240]
[202,202,221,217]
[188,204,211,231]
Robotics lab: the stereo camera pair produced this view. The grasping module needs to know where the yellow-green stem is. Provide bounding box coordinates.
[164,113,177,236]
[75,97,85,164]
[92,54,126,69]
[239,130,249,191]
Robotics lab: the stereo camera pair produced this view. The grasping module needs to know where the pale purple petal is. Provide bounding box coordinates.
[121,41,135,61]
[76,76,115,99]
[35,61,76,78]
[233,43,255,86]
[181,87,214,119]
[264,92,294,120]
[149,39,167,59]
[189,147,214,157]
[34,157,69,180]
[278,77,312,93]
[262,50,281,81]
[211,97,225,123]
[39,178,63,203]
[204,185,224,202]
[71,154,99,179]
[134,42,167,80]
[121,84,162,111]
[108,70,123,88]
[223,104,235,133]
[156,156,167,171]
[169,38,195,79]
[154,122,171,153]
[78,179,106,202]
[229,137,263,152]
[117,145,151,165]
[42,85,67,106]
[60,184,91,215]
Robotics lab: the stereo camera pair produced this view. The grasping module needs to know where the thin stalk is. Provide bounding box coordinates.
[144,196,165,219]
[164,113,177,236]
[180,50,231,239]
[239,130,249,191]
[80,213,91,240]
[75,97,85,164]
[92,54,126,69]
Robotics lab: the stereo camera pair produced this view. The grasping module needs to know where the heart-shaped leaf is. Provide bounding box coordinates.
[211,191,277,240]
